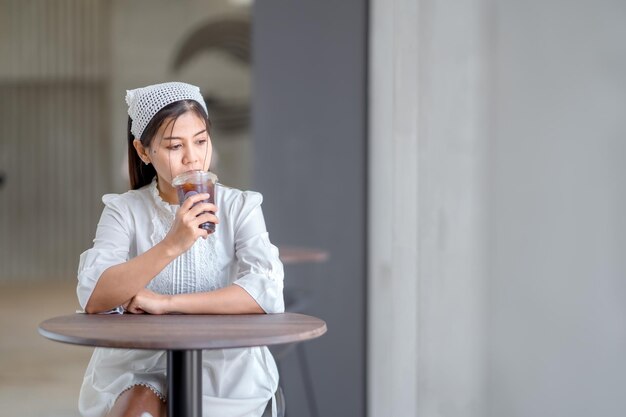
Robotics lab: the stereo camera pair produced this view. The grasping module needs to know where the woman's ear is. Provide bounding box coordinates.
[133,139,151,165]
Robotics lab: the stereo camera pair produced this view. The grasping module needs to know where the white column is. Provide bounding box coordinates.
[368,0,491,415]
[368,0,418,415]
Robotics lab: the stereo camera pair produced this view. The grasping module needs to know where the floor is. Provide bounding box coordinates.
[0,281,91,417]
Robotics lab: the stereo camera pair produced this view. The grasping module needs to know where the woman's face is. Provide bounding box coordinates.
[146,110,212,187]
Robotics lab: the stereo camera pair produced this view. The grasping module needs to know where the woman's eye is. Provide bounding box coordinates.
[197,139,207,145]
[167,144,182,150]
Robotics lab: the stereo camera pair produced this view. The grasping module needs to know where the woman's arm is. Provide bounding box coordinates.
[125,285,264,315]
[125,191,283,316]
[85,193,218,313]
[85,240,179,313]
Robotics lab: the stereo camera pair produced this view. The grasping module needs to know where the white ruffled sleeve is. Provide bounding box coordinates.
[231,191,285,314]
[76,194,131,311]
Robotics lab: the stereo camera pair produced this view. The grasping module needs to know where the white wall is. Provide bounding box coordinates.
[488,1,626,416]
[369,0,626,416]
[368,0,490,415]
[368,0,419,415]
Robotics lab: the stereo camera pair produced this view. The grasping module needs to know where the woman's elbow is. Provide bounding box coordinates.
[84,299,100,314]
[84,295,113,314]
[264,299,285,314]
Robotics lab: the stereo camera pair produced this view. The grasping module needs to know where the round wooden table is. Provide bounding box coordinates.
[39,313,327,417]
[277,246,329,265]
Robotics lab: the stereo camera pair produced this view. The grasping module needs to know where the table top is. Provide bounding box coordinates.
[277,246,329,265]
[39,313,327,350]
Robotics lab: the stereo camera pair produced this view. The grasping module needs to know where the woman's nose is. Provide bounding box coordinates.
[182,148,197,164]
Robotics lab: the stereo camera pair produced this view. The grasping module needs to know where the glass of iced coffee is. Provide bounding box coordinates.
[172,170,218,233]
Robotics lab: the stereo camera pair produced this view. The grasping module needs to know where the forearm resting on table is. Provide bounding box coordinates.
[167,285,265,314]
[85,241,178,313]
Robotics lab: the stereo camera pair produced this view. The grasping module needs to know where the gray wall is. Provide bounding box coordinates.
[252,1,367,417]
[488,1,626,416]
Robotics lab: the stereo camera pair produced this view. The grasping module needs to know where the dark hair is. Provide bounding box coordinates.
[128,100,210,190]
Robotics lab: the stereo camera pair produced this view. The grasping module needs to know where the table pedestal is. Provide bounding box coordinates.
[168,350,202,417]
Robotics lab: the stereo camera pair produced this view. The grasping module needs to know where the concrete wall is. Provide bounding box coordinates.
[368,0,490,415]
[252,1,368,416]
[488,1,626,416]
[369,0,626,416]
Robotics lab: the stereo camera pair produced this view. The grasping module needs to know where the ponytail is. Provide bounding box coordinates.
[127,116,157,190]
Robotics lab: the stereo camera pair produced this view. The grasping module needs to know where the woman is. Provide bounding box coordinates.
[77,82,284,417]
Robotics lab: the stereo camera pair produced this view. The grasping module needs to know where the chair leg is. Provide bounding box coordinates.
[262,386,286,417]
[296,343,320,417]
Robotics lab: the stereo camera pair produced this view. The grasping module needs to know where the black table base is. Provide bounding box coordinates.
[168,350,202,417]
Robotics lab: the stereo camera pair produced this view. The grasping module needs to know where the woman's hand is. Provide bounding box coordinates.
[125,288,171,315]
[162,192,219,256]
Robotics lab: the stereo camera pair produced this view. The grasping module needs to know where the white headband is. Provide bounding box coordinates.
[125,81,209,139]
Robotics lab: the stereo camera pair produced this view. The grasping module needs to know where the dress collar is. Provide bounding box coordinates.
[148,177,178,213]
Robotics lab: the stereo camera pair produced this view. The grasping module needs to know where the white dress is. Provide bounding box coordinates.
[76,178,284,417]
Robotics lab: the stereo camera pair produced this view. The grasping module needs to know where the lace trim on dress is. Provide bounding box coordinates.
[117,382,166,402]
[199,229,220,291]
[146,178,219,295]
[148,177,177,245]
